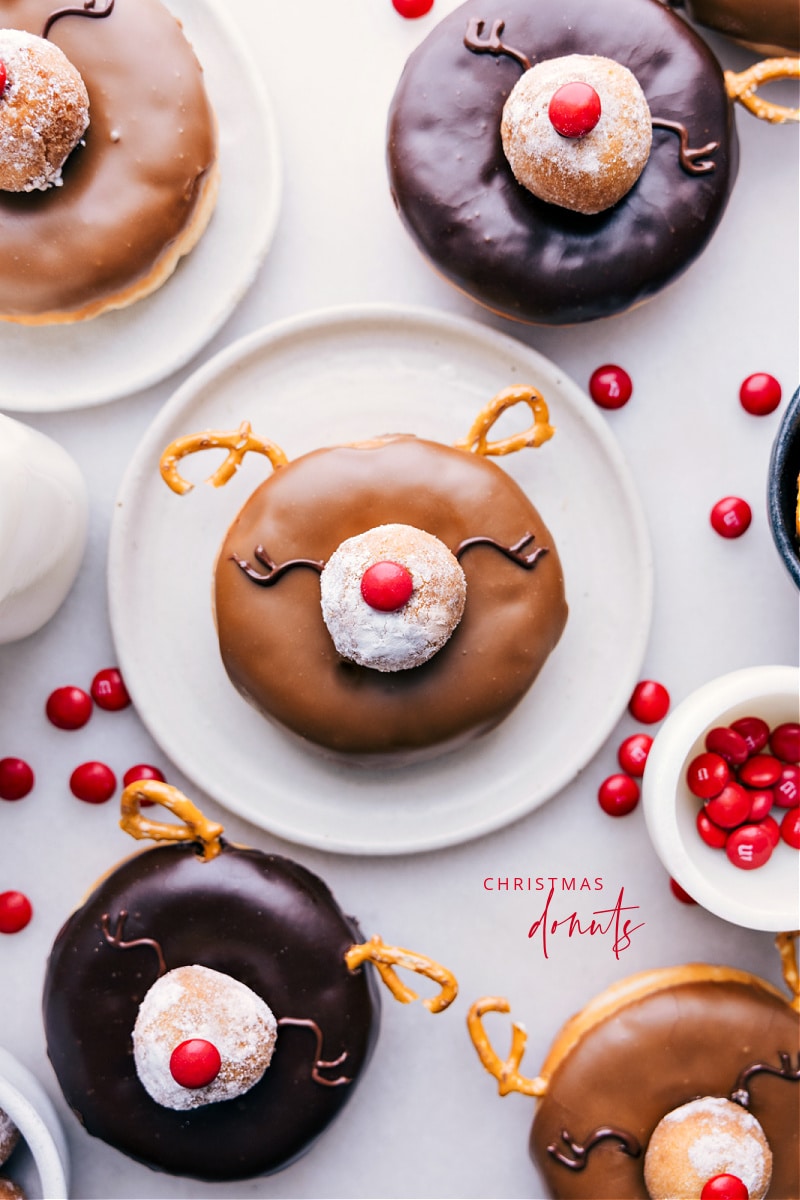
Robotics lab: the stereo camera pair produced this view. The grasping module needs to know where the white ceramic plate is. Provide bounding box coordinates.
[109,304,653,855]
[0,1046,69,1200]
[0,0,280,412]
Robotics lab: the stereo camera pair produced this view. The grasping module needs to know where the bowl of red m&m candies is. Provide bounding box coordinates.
[642,664,800,931]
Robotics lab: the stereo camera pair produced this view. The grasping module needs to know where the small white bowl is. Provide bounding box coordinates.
[643,664,800,932]
[0,1047,69,1200]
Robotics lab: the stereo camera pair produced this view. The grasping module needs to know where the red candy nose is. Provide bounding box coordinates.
[360,561,414,611]
[169,1039,221,1089]
[0,61,6,97]
[548,81,602,138]
[700,1174,749,1200]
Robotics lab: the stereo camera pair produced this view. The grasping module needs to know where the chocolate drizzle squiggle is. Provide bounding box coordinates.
[651,118,719,173]
[464,17,531,69]
[277,1018,351,1088]
[730,1051,800,1107]
[232,546,324,587]
[101,909,167,978]
[547,1125,642,1170]
[454,531,547,567]
[42,0,115,40]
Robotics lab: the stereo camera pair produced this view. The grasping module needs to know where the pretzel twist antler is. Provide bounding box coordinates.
[160,421,288,495]
[455,385,555,457]
[467,996,548,1097]
[724,58,800,123]
[119,781,224,862]
[344,935,457,1013]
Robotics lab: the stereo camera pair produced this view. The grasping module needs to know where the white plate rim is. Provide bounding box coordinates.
[109,302,655,855]
[0,0,281,412]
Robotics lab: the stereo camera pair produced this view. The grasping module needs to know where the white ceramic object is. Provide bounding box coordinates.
[0,1046,69,1200]
[643,664,800,932]
[109,303,653,855]
[0,415,88,643]
[0,0,281,411]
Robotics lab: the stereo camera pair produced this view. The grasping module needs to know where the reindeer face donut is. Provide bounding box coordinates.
[43,783,457,1181]
[468,938,800,1199]
[0,0,217,324]
[160,387,568,767]
[387,0,798,325]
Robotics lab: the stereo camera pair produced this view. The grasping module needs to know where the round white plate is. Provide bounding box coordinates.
[0,0,280,412]
[109,304,653,855]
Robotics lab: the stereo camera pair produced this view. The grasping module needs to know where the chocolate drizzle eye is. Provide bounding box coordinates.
[548,1125,642,1170]
[100,909,167,978]
[232,545,325,587]
[277,1017,351,1088]
[464,17,531,71]
[42,0,115,41]
[651,118,719,173]
[730,1051,800,1108]
[453,531,547,568]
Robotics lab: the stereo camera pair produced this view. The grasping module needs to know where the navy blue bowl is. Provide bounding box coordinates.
[768,384,800,588]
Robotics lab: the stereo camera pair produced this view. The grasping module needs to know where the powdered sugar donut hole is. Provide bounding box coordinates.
[320,523,467,672]
[501,54,652,214]
[133,965,278,1111]
[644,1096,773,1200]
[0,1108,19,1167]
[0,29,89,192]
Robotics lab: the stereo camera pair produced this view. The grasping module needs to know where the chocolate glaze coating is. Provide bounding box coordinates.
[672,0,800,53]
[530,978,800,1198]
[387,0,738,325]
[0,0,216,319]
[214,435,568,766]
[43,842,380,1181]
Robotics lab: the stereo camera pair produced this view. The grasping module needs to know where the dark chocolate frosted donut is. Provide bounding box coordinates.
[213,434,568,766]
[43,841,380,1181]
[671,0,800,54]
[0,0,217,323]
[529,970,800,1199]
[387,0,738,324]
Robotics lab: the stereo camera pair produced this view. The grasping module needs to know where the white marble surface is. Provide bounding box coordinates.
[0,2,798,1198]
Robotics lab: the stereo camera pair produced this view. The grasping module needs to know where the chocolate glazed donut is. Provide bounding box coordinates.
[43,841,380,1181]
[387,0,738,324]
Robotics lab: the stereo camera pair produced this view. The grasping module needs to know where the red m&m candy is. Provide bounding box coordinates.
[549,81,602,138]
[704,782,750,830]
[628,680,670,724]
[361,561,414,611]
[70,761,117,805]
[774,763,800,809]
[598,773,640,817]
[770,722,800,763]
[589,364,633,410]
[696,809,727,849]
[170,1039,221,1089]
[729,716,769,754]
[725,824,773,870]
[391,0,434,16]
[710,496,751,538]
[617,733,652,777]
[91,667,131,711]
[686,752,730,800]
[780,807,800,849]
[746,789,773,823]
[0,890,32,934]
[739,754,781,789]
[46,685,92,730]
[669,877,697,905]
[739,373,781,416]
[704,725,749,766]
[0,757,34,801]
[700,1174,749,1200]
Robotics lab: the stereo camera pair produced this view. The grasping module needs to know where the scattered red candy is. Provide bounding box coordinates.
[548,81,602,138]
[704,782,750,830]
[770,722,800,763]
[617,733,652,777]
[739,372,781,416]
[704,725,749,766]
[696,809,727,849]
[738,753,781,789]
[361,561,414,611]
[0,890,32,934]
[69,761,116,805]
[0,757,34,801]
[746,789,773,823]
[122,763,165,806]
[391,0,434,16]
[700,1174,749,1200]
[170,1039,221,1088]
[669,877,697,905]
[686,752,730,800]
[780,807,800,849]
[725,824,773,870]
[598,773,640,816]
[628,680,670,724]
[46,685,92,730]
[730,716,769,754]
[760,814,781,847]
[90,667,131,712]
[588,364,633,410]
[774,763,800,809]
[710,496,751,538]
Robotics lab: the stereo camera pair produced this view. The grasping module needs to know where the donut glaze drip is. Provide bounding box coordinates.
[531,978,800,1199]
[0,0,216,321]
[387,0,738,325]
[43,842,380,1181]
[214,435,568,766]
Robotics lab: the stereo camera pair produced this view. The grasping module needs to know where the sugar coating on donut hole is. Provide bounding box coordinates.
[0,1108,19,1168]
[0,1178,25,1200]
[320,523,467,672]
[0,30,89,192]
[501,54,653,214]
[133,965,278,1111]
[644,1097,772,1200]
